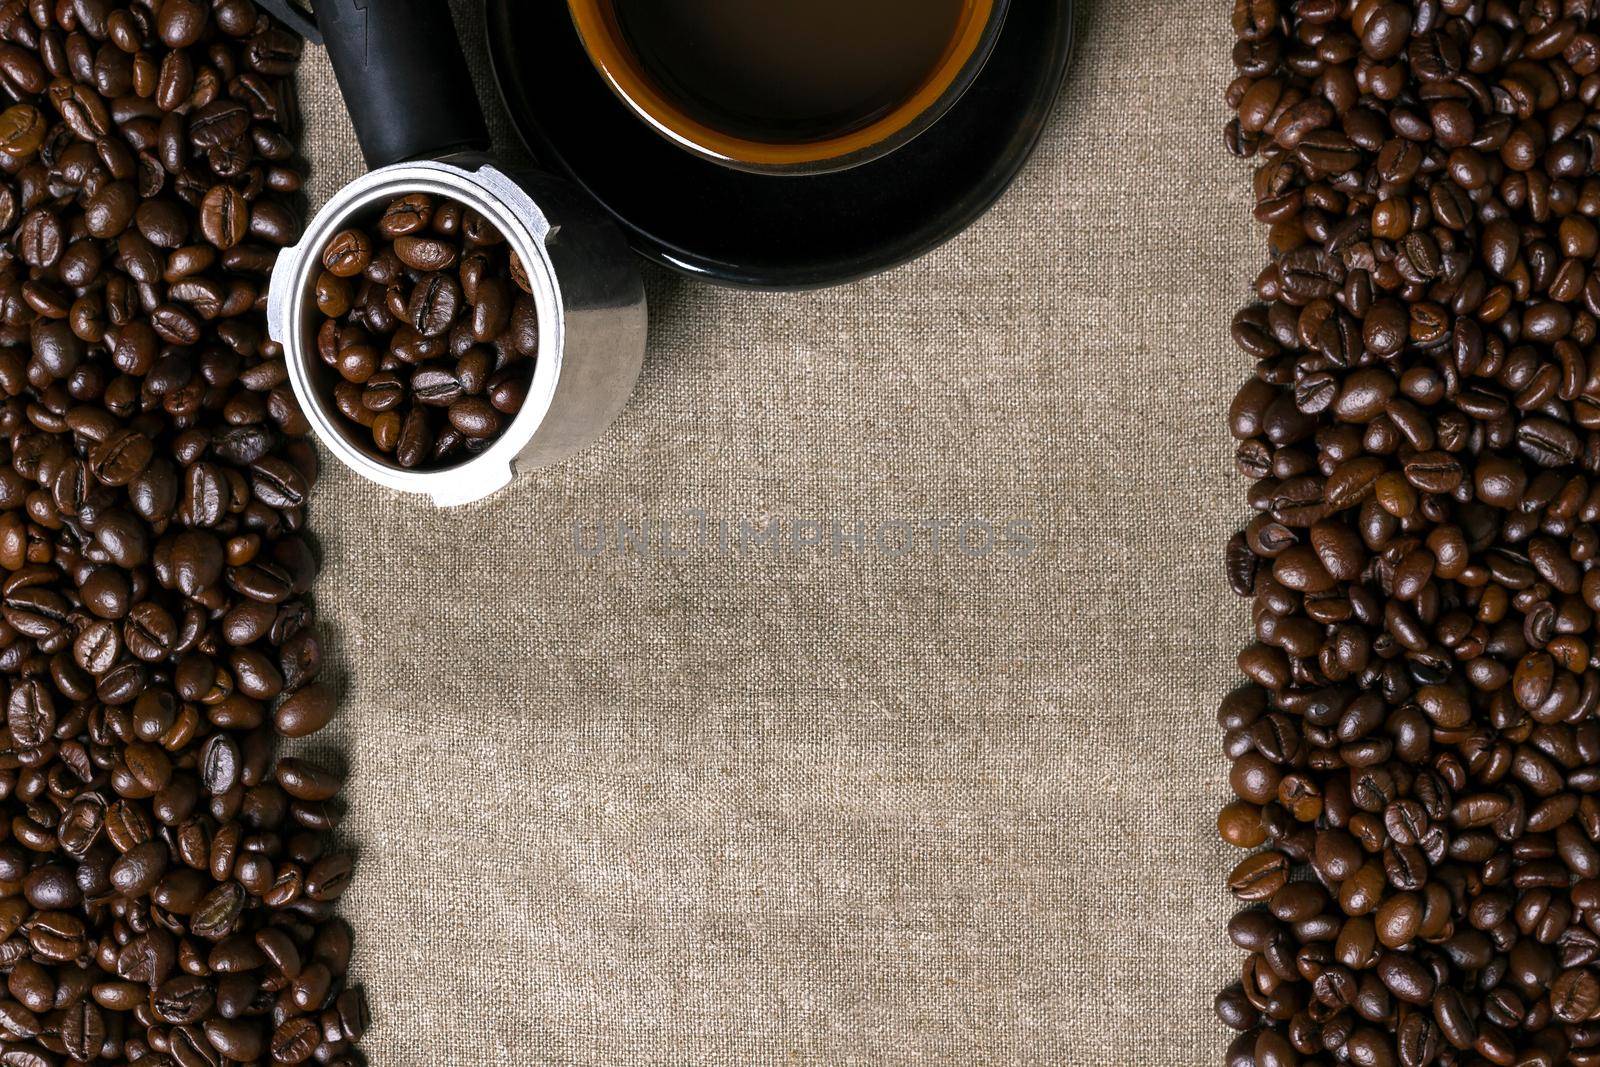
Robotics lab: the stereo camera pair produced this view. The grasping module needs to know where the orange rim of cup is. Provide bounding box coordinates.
[566,0,998,169]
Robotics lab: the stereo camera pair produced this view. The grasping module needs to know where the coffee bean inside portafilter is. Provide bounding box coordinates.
[311,193,536,470]
[0,1,367,1064]
[1221,3,1600,1067]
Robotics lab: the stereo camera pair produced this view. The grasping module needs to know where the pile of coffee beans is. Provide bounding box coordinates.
[0,2,367,1064]
[312,193,536,469]
[1219,2,1600,1066]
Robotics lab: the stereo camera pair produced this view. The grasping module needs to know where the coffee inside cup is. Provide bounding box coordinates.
[567,0,1003,172]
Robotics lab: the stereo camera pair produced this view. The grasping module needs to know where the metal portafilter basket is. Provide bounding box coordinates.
[266,0,647,507]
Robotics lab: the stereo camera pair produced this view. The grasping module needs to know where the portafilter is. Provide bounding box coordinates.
[265,0,647,507]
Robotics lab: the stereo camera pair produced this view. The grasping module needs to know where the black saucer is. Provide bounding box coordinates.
[483,1,1075,291]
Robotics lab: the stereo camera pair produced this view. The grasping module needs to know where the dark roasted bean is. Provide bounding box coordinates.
[199,184,247,249]
[321,228,372,277]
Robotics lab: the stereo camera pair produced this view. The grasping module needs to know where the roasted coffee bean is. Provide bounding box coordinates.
[1227,850,1288,900]
[190,99,249,151]
[200,184,248,249]
[273,683,334,739]
[199,734,240,795]
[395,407,431,469]
[305,854,352,901]
[489,368,528,415]
[271,1014,318,1064]
[312,194,534,468]
[190,881,245,940]
[395,235,457,272]
[109,840,167,898]
[412,365,462,406]
[1551,967,1600,1023]
[378,192,432,237]
[58,1000,104,1062]
[448,397,500,439]
[321,229,371,278]
[203,1016,264,1060]
[336,985,369,1041]
[276,758,342,802]
[408,273,462,337]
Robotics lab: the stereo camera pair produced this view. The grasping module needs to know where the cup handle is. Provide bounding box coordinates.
[316,0,491,169]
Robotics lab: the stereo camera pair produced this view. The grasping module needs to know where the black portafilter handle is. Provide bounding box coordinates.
[316,0,491,170]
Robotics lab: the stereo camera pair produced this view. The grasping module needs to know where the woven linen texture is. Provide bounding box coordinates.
[296,2,1253,1063]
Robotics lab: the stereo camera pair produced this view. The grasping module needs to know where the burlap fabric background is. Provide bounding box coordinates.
[290,2,1258,1064]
